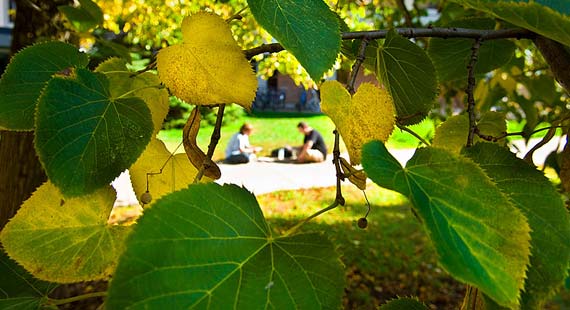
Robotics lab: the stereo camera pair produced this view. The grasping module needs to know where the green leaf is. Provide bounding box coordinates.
[464,143,570,308]
[0,41,88,130]
[247,0,341,81]
[0,182,132,283]
[107,183,345,309]
[35,68,153,197]
[380,297,428,310]
[455,0,570,46]
[361,141,531,308]
[428,18,516,82]
[0,249,57,310]
[96,58,169,135]
[432,112,506,153]
[375,30,438,125]
[58,0,104,33]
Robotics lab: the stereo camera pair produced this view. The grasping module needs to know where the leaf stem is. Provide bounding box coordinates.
[47,291,107,306]
[283,201,340,237]
[194,105,225,183]
[465,38,482,148]
[397,124,430,146]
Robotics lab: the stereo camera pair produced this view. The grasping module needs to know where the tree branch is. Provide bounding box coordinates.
[245,27,534,59]
[194,105,225,182]
[346,37,369,95]
[466,38,482,147]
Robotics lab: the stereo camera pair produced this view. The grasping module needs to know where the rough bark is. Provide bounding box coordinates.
[0,0,72,229]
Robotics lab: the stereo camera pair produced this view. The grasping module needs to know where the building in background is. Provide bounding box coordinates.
[0,0,14,71]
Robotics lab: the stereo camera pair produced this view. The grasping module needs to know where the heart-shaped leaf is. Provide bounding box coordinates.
[107,183,345,309]
[35,68,153,197]
[321,80,395,164]
[362,141,531,308]
[129,138,207,206]
[0,182,132,283]
[157,12,257,108]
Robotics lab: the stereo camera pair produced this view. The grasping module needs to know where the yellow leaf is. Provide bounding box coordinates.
[129,138,209,206]
[0,182,131,283]
[321,81,395,164]
[157,12,257,108]
[96,57,169,135]
[339,157,367,190]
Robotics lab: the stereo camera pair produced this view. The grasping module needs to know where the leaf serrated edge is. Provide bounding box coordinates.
[0,41,88,131]
[422,147,532,308]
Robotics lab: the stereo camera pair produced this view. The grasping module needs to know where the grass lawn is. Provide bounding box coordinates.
[256,184,570,309]
[258,184,464,309]
[158,112,435,160]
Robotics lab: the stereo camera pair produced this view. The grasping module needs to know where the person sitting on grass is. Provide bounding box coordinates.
[296,121,327,163]
[224,123,262,164]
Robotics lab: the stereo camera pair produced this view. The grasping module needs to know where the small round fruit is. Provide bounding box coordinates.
[357,217,368,229]
[140,191,152,204]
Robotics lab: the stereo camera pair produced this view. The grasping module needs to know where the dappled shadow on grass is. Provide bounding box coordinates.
[259,186,465,309]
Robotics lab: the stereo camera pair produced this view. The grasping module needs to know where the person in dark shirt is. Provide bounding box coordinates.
[296,121,327,163]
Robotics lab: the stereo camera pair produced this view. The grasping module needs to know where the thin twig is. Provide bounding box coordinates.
[397,124,430,146]
[477,125,565,142]
[333,130,345,206]
[194,105,225,182]
[524,119,562,163]
[244,27,534,59]
[347,37,370,95]
[466,38,482,147]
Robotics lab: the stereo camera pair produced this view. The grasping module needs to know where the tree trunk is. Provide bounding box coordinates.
[0,0,72,229]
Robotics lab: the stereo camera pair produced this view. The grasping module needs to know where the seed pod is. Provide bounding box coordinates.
[357,217,368,229]
[140,191,152,205]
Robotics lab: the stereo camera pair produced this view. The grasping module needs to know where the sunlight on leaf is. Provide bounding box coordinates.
[321,80,395,165]
[432,111,506,153]
[157,12,257,108]
[107,183,345,309]
[247,0,341,81]
[35,68,153,197]
[464,143,570,309]
[0,182,131,283]
[129,138,208,206]
[362,141,530,308]
[96,57,169,135]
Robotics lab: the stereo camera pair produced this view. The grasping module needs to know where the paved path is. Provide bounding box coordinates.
[112,137,565,206]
